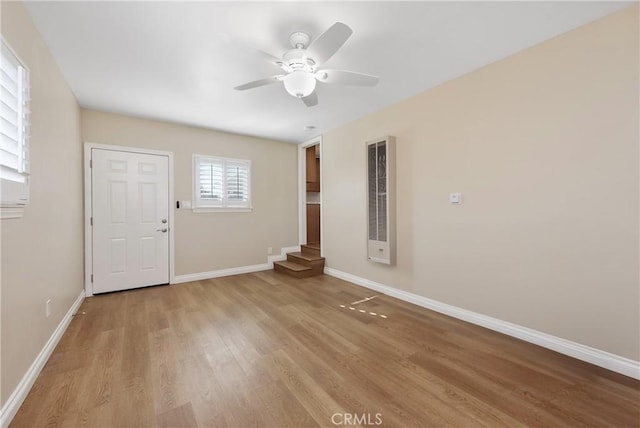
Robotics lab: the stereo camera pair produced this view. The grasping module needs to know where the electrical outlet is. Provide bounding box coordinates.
[449,193,462,204]
[45,299,51,318]
[267,247,273,255]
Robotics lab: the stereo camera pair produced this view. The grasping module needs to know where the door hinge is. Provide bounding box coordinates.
[89,159,92,168]
[90,274,93,283]
[90,217,93,226]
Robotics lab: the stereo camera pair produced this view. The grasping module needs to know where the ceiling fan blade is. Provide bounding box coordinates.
[245,46,284,68]
[315,70,379,86]
[234,75,284,91]
[305,22,353,65]
[222,35,284,68]
[301,92,318,107]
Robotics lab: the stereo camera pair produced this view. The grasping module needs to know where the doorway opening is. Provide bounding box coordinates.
[305,144,320,247]
[299,137,321,255]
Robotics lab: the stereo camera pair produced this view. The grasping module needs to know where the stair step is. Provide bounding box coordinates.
[273,260,311,272]
[301,244,321,257]
[287,252,324,263]
[273,259,318,279]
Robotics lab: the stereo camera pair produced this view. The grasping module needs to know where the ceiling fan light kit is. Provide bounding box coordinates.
[234,22,379,107]
[283,70,316,98]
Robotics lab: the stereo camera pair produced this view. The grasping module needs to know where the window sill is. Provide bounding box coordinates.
[193,207,253,213]
[1,205,26,219]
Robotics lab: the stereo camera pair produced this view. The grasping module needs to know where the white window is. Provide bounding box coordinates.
[193,154,251,212]
[1,38,30,218]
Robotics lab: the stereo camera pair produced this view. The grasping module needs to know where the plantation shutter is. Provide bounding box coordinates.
[225,160,249,207]
[197,158,223,206]
[194,155,251,210]
[1,40,30,205]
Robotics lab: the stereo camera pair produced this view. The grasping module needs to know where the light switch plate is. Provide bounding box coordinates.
[449,193,462,204]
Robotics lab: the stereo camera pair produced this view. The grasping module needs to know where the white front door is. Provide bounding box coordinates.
[91,148,170,294]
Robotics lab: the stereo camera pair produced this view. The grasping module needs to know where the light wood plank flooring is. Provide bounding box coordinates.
[10,272,640,427]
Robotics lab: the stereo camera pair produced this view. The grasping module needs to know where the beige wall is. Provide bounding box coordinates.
[323,6,639,360]
[0,3,636,412]
[1,2,84,405]
[81,110,298,275]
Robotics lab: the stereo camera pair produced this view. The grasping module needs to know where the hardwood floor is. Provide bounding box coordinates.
[10,272,640,427]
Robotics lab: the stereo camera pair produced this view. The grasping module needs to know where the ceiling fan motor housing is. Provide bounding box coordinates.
[283,48,316,73]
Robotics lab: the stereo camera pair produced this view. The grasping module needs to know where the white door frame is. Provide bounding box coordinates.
[298,136,323,255]
[84,142,175,296]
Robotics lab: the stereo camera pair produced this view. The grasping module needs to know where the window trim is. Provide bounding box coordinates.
[192,154,252,213]
[1,37,30,219]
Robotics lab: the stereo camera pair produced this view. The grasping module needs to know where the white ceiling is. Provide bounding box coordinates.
[24,1,630,143]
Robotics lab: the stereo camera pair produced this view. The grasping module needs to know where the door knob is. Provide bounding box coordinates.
[161,219,167,223]
[156,228,168,233]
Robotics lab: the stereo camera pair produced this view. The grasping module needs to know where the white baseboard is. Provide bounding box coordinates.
[0,290,85,428]
[324,267,640,380]
[174,245,300,284]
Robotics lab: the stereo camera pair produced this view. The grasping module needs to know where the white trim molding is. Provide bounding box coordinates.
[174,245,300,284]
[0,205,25,219]
[324,267,640,380]
[0,291,85,428]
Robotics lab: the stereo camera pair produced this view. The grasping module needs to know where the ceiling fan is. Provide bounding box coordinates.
[233,22,379,107]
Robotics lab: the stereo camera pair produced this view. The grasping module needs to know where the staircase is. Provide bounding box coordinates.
[273,244,325,278]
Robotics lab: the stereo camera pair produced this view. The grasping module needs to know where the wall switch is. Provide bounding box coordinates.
[45,299,51,318]
[449,193,462,204]
[267,247,273,255]
[181,200,192,209]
